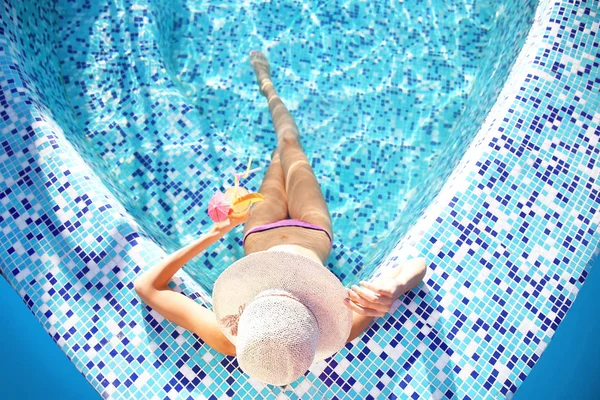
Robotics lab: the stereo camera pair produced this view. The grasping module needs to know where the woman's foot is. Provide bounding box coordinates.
[250,50,274,96]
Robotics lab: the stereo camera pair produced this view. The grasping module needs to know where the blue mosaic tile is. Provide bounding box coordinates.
[0,0,599,399]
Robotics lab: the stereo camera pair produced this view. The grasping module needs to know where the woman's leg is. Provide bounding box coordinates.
[250,51,333,243]
[242,149,288,239]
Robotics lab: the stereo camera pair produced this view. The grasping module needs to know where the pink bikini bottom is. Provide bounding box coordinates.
[243,219,333,248]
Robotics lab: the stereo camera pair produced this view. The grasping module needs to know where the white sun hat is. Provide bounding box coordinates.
[212,250,353,386]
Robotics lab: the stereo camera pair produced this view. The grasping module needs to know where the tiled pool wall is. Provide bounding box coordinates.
[0,1,598,400]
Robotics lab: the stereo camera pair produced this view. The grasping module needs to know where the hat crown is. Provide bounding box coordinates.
[236,289,320,386]
[212,250,354,383]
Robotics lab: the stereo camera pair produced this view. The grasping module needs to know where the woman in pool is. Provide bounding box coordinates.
[134,51,426,385]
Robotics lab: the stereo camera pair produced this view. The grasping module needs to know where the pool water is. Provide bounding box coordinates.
[56,0,535,289]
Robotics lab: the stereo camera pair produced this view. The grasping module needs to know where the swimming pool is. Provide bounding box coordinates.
[55,0,538,289]
[1,0,598,398]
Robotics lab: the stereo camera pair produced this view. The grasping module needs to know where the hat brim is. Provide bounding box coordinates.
[212,250,353,361]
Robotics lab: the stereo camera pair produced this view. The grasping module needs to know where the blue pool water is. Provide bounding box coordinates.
[1,0,599,399]
[55,0,534,288]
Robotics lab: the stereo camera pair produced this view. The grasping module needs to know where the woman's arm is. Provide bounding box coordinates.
[345,257,427,343]
[346,313,376,343]
[134,216,248,356]
[134,228,223,290]
[135,276,236,355]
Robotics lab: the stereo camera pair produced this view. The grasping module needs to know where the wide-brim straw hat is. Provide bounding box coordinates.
[212,250,353,385]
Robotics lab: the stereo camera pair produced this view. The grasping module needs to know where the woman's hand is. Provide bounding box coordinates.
[211,211,251,236]
[344,280,402,317]
[344,258,427,317]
